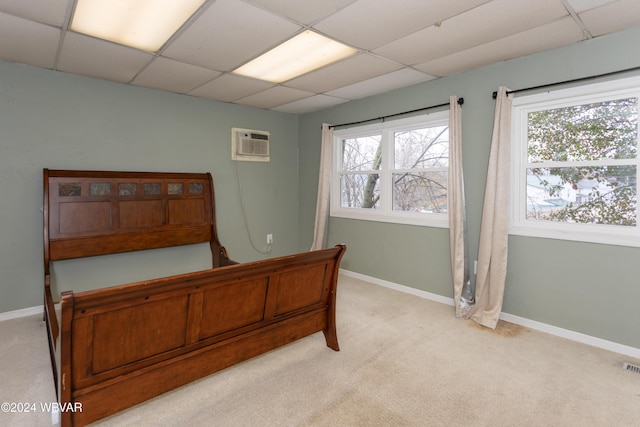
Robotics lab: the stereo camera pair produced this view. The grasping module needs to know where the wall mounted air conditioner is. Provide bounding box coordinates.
[232,128,270,162]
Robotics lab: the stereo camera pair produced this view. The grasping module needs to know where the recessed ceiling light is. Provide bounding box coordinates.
[70,0,206,52]
[233,30,358,83]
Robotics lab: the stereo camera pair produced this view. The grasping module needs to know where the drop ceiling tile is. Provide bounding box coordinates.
[162,0,302,72]
[313,0,491,50]
[250,0,356,25]
[284,53,401,93]
[132,57,220,94]
[0,12,60,68]
[374,0,568,66]
[580,0,640,36]
[326,68,437,100]
[0,0,70,26]
[273,94,349,114]
[1,0,639,115]
[188,73,274,102]
[234,85,314,109]
[415,17,585,77]
[57,32,153,83]
[565,0,617,13]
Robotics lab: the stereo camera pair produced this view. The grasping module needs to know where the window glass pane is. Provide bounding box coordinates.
[341,135,382,171]
[527,98,638,163]
[393,172,447,213]
[395,126,449,169]
[340,174,380,209]
[526,166,636,226]
[168,183,183,195]
[90,182,110,196]
[144,183,161,195]
[189,183,204,194]
[118,183,137,196]
[59,183,81,197]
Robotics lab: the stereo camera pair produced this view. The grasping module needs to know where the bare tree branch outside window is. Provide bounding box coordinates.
[340,135,381,209]
[393,126,449,213]
[334,112,450,226]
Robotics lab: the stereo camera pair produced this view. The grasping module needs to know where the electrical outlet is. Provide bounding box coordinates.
[265,234,273,254]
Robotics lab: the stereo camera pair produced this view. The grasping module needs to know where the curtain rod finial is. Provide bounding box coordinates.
[458,97,464,105]
[492,91,498,99]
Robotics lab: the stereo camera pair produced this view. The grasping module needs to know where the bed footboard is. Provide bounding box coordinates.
[58,245,345,426]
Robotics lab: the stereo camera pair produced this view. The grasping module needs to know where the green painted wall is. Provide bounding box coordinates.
[0,61,299,312]
[298,27,640,349]
[3,26,640,351]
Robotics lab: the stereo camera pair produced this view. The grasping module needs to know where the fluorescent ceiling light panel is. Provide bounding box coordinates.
[71,0,206,52]
[233,30,358,83]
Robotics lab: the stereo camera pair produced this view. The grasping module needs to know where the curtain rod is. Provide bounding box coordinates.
[329,97,464,129]
[491,65,640,99]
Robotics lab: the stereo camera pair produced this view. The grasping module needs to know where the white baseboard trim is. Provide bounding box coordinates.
[0,305,43,322]
[498,312,640,359]
[340,269,640,360]
[341,269,455,306]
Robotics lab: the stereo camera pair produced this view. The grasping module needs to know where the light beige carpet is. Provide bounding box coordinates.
[2,275,640,426]
[0,310,55,427]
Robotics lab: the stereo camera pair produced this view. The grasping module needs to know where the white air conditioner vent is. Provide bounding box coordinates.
[232,128,270,162]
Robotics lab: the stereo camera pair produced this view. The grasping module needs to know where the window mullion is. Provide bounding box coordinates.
[513,108,529,226]
[526,158,636,169]
[380,129,392,213]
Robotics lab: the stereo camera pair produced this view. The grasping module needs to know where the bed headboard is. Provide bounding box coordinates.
[43,169,233,275]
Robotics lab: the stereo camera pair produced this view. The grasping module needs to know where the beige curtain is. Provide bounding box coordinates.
[469,87,512,329]
[448,96,473,317]
[310,123,334,251]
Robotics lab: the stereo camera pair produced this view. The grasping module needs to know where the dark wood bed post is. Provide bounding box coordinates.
[323,244,346,351]
[43,168,50,299]
[43,168,51,322]
[43,169,60,393]
[206,172,234,268]
[59,291,74,427]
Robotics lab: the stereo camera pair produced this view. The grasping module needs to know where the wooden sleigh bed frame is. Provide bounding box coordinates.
[42,169,346,426]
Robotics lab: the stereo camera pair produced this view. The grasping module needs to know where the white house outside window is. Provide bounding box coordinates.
[511,76,640,247]
[331,113,449,227]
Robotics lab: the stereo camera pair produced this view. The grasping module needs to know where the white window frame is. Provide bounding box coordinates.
[510,76,640,247]
[331,112,449,228]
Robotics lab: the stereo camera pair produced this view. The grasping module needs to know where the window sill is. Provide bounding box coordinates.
[331,209,449,228]
[510,223,640,248]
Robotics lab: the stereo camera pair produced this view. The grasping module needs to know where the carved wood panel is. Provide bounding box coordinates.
[90,296,189,373]
[272,263,328,316]
[199,279,268,338]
